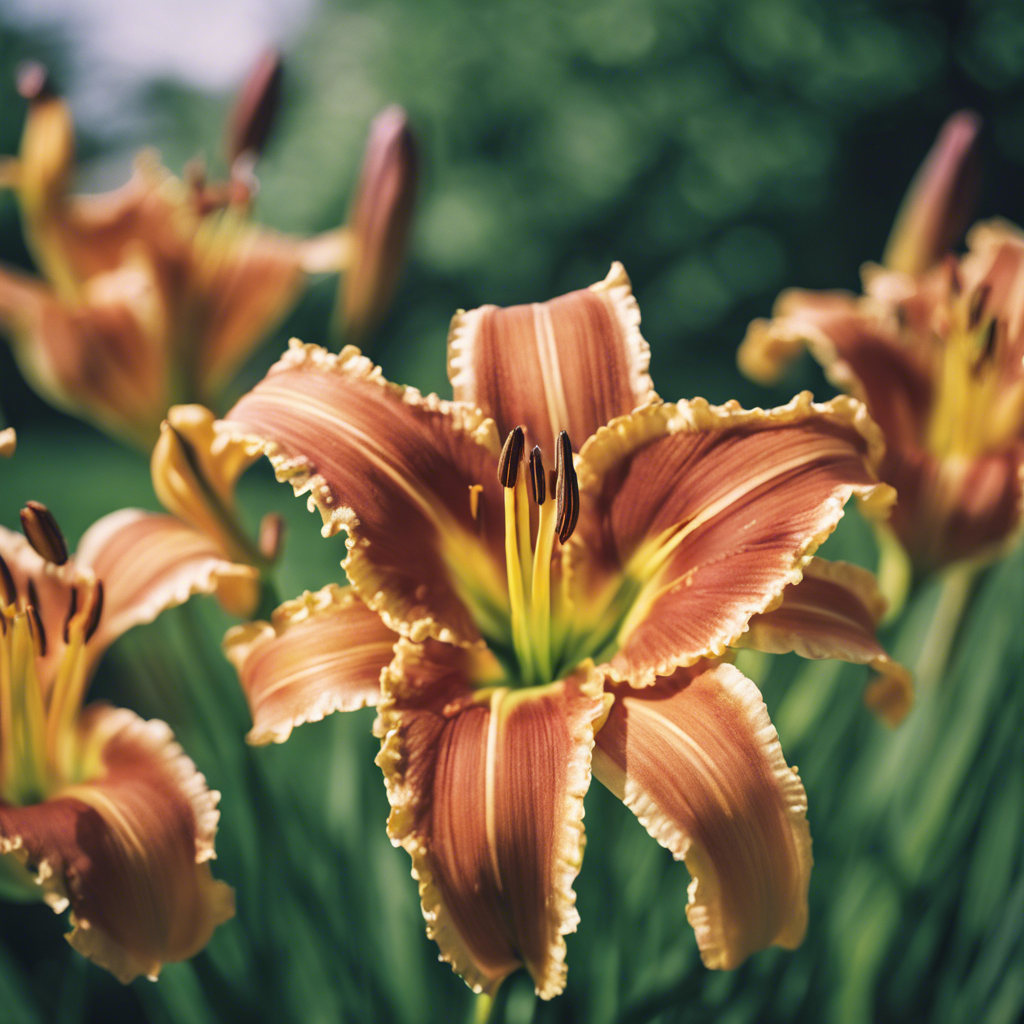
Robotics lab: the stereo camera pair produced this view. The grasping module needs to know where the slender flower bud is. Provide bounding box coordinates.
[338,105,417,343]
[224,48,283,165]
[883,111,982,275]
[20,501,69,565]
[0,428,15,457]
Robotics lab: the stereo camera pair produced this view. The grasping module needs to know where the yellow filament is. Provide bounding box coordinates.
[5,614,48,801]
[503,488,534,681]
[515,481,533,598]
[530,501,557,681]
[45,631,89,782]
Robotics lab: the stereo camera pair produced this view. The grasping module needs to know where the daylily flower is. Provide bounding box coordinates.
[739,113,1024,572]
[0,59,415,446]
[219,263,906,997]
[0,429,14,458]
[0,500,248,982]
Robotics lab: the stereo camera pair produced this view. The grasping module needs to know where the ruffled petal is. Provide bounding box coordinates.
[221,340,508,646]
[592,662,812,970]
[74,508,260,656]
[377,638,608,998]
[883,111,982,275]
[448,262,656,454]
[0,704,234,983]
[739,557,913,725]
[569,393,894,687]
[223,585,397,745]
[738,289,932,453]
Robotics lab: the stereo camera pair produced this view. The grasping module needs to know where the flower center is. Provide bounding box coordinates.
[926,282,1024,459]
[483,427,582,687]
[0,514,104,806]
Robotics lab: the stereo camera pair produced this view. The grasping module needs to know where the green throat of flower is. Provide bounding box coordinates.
[457,426,636,690]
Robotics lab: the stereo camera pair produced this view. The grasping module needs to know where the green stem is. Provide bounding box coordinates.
[912,562,977,692]
[473,992,495,1024]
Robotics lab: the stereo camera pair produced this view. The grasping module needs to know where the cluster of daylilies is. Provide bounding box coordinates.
[1,55,1022,1009]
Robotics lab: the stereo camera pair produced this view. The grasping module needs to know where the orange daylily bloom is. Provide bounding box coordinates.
[740,114,1024,572]
[220,263,906,997]
[0,60,415,446]
[0,503,246,982]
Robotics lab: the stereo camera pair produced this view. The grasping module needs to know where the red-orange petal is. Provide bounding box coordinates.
[377,639,608,998]
[569,393,894,687]
[74,508,260,657]
[221,341,507,646]
[224,585,397,745]
[448,262,656,455]
[739,289,933,455]
[740,557,913,726]
[0,705,234,982]
[592,662,812,970]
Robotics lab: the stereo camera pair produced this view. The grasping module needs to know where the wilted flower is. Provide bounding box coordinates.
[219,264,907,997]
[0,501,246,981]
[740,113,1024,572]
[0,58,415,446]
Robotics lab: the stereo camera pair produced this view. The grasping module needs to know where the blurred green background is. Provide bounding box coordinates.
[0,1,1022,1022]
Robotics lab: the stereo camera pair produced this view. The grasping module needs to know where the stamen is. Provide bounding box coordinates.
[529,447,546,505]
[976,317,999,369]
[83,580,104,643]
[27,601,46,658]
[468,484,484,521]
[498,427,525,488]
[554,431,580,544]
[26,578,40,616]
[63,587,78,644]
[16,61,53,102]
[0,553,15,607]
[20,501,69,565]
[968,284,990,330]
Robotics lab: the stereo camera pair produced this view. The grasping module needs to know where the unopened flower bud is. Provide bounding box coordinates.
[338,105,417,343]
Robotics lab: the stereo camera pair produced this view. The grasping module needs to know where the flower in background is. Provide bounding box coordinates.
[0,56,416,446]
[0,500,248,982]
[219,264,907,998]
[0,429,14,458]
[740,113,1024,574]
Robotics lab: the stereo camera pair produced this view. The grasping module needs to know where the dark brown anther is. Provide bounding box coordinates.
[554,431,580,544]
[83,580,104,644]
[27,600,46,657]
[16,62,54,102]
[63,586,78,644]
[20,501,69,565]
[529,447,546,505]
[968,283,991,330]
[258,512,286,562]
[498,427,525,489]
[0,553,15,607]
[225,48,283,165]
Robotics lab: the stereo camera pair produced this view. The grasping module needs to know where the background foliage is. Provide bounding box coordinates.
[0,1,1021,1021]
